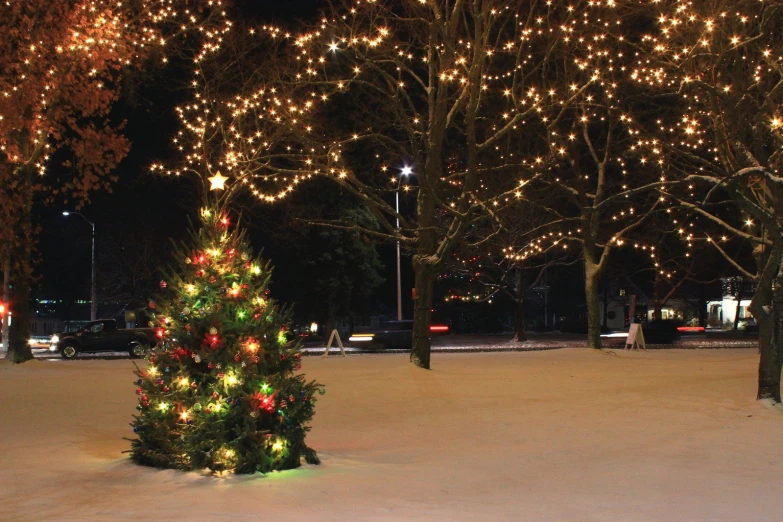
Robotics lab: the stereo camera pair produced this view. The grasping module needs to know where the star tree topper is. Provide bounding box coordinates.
[209,171,228,191]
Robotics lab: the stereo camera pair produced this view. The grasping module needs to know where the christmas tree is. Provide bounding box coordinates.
[129,206,323,474]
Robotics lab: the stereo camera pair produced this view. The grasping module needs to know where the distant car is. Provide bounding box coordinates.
[29,336,55,349]
[347,320,449,349]
[51,319,157,359]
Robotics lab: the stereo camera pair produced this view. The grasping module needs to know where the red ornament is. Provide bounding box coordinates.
[141,394,148,401]
[212,392,219,399]
[205,408,212,414]
[163,386,170,392]
[191,382,198,389]
[294,353,301,360]
[208,363,214,369]
[294,364,302,371]
[217,372,225,378]
[249,392,276,413]
[281,354,286,360]
[209,276,217,284]
[159,280,168,289]
[135,388,142,395]
[234,354,241,362]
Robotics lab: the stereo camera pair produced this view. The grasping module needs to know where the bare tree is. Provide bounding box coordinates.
[442,195,575,341]
[175,1,639,367]
[640,0,783,401]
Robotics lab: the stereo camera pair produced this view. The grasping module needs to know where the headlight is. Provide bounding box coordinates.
[348,334,375,342]
[51,335,60,344]
[28,339,35,346]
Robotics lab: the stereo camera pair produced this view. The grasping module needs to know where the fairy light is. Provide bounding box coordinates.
[1,1,229,244]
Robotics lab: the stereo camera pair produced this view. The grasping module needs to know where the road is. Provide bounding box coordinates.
[31,330,757,360]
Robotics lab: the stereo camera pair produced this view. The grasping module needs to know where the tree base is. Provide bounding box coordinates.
[5,349,34,363]
[757,385,781,404]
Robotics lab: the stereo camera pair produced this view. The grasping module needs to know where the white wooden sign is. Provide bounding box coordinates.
[624,323,646,350]
[321,329,347,358]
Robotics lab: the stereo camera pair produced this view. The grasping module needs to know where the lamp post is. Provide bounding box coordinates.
[63,212,96,321]
[396,166,413,321]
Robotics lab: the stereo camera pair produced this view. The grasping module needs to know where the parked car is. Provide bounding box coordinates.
[347,320,450,350]
[51,319,157,359]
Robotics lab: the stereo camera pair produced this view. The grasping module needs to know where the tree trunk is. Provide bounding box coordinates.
[652,271,662,321]
[749,245,783,402]
[1,249,9,356]
[512,298,526,342]
[584,260,602,349]
[410,263,433,369]
[7,278,32,363]
[5,164,34,363]
[512,268,526,341]
[755,312,781,402]
[698,287,707,327]
[732,282,744,331]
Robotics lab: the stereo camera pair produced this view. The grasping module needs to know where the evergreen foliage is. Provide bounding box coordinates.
[129,206,323,474]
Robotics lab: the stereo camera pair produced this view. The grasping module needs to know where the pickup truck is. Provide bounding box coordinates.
[52,319,157,359]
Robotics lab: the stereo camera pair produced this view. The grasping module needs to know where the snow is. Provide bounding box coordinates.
[1,348,781,521]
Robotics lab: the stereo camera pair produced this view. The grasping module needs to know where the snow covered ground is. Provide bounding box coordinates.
[1,348,781,521]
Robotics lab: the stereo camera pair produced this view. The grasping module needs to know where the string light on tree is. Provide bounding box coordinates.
[129,205,324,474]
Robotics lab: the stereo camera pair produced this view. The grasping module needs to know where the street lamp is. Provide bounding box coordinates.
[63,211,96,321]
[396,166,413,321]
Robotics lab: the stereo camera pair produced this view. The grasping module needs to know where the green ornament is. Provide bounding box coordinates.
[318,388,326,396]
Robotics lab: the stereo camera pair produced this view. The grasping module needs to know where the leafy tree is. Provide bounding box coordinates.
[282,183,385,334]
[0,0,228,362]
